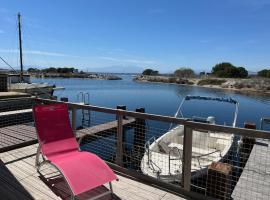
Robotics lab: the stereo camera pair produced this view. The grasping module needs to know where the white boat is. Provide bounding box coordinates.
[141,95,239,183]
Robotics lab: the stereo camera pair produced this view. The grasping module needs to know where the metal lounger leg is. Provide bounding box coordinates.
[35,144,41,168]
[109,182,114,199]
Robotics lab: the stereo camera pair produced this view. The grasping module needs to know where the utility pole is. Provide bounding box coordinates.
[18,12,23,82]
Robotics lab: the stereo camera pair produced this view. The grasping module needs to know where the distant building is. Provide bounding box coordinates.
[0,68,13,73]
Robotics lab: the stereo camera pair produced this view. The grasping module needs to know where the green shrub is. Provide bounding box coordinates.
[174,68,195,78]
[212,62,248,78]
[258,69,270,78]
[197,79,226,86]
[142,69,159,76]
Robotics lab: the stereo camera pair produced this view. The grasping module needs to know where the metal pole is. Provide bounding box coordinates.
[116,113,123,166]
[18,13,24,82]
[182,126,193,191]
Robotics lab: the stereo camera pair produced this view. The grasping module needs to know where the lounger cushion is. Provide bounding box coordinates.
[42,137,78,158]
[49,151,117,195]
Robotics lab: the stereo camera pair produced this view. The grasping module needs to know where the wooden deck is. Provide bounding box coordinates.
[77,118,135,138]
[232,139,270,199]
[0,144,186,200]
[0,118,135,153]
[0,124,37,152]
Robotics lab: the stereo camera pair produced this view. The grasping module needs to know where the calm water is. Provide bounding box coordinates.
[32,75,270,129]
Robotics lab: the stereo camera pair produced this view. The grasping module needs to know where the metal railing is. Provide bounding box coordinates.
[1,97,270,199]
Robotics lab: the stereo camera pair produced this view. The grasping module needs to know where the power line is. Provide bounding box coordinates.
[0,56,18,72]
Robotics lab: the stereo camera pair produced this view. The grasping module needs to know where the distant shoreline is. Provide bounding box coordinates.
[133,75,270,96]
[30,73,122,80]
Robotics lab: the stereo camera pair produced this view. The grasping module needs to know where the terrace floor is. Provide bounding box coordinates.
[0,144,187,200]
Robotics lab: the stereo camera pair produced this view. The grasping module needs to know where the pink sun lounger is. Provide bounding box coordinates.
[33,103,117,199]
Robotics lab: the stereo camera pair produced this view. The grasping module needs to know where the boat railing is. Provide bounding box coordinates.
[144,136,162,174]
[192,149,222,170]
[172,95,239,128]
[144,136,156,163]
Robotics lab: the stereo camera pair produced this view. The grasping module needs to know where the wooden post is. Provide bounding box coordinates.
[116,105,126,110]
[0,74,8,92]
[72,107,77,135]
[51,96,57,100]
[116,113,123,166]
[60,97,68,102]
[244,122,256,130]
[206,162,233,199]
[116,105,127,144]
[182,126,193,191]
[116,105,126,119]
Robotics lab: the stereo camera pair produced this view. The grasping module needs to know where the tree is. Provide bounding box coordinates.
[174,67,195,78]
[27,67,40,72]
[212,62,248,78]
[142,69,159,76]
[42,67,57,73]
[237,67,248,78]
[41,67,77,73]
[57,67,75,73]
[258,69,270,78]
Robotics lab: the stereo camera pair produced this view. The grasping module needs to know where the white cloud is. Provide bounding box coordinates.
[98,56,155,64]
[0,49,156,65]
[0,49,71,57]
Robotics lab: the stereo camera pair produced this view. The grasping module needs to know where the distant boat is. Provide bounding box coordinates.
[141,95,239,183]
[0,13,60,98]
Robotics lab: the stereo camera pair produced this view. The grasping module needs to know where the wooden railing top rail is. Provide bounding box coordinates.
[36,98,270,140]
[0,96,35,102]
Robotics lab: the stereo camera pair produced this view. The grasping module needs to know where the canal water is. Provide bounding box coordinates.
[32,75,270,129]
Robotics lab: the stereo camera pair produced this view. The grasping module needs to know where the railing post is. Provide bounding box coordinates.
[182,126,193,191]
[116,112,123,166]
[72,107,77,134]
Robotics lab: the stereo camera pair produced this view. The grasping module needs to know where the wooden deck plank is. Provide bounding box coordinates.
[232,139,270,200]
[77,118,135,138]
[0,128,34,142]
[0,144,186,200]
[0,125,37,151]
[1,125,36,140]
[0,132,25,146]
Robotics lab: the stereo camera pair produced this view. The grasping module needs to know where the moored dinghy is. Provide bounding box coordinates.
[141,95,239,183]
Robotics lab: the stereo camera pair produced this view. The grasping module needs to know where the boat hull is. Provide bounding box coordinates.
[141,125,233,183]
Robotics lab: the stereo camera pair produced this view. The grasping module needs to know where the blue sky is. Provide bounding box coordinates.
[0,0,270,73]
